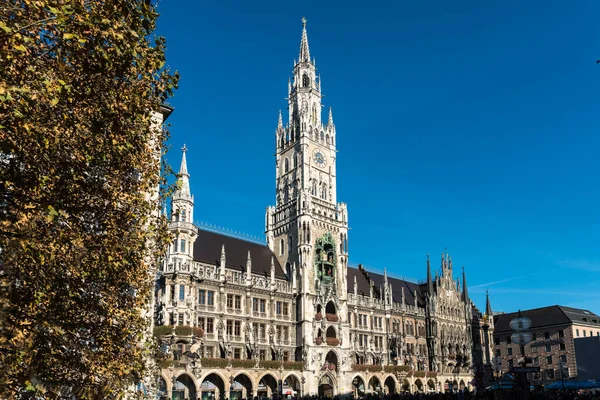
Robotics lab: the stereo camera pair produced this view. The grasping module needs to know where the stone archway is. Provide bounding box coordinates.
[402,379,411,393]
[233,373,252,400]
[283,373,301,397]
[173,374,196,400]
[200,373,226,400]
[460,379,466,392]
[258,373,278,398]
[318,374,335,398]
[368,376,381,393]
[452,380,459,392]
[157,376,168,399]
[351,375,365,397]
[415,379,424,393]
[427,379,436,393]
[384,376,396,394]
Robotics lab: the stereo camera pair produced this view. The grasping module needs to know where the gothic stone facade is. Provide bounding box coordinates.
[154,19,493,399]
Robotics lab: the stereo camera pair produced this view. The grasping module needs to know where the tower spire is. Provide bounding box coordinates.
[299,17,311,63]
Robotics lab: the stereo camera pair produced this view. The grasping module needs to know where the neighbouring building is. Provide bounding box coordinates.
[493,306,600,385]
[153,19,491,400]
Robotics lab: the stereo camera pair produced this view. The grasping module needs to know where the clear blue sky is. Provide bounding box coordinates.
[156,0,600,316]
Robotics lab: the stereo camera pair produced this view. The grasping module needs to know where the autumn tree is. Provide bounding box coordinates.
[0,0,178,398]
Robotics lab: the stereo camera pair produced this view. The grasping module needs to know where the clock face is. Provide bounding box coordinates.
[313,149,327,168]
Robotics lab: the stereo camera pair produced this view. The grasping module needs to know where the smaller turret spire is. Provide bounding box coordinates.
[327,107,334,126]
[277,110,283,129]
[426,254,433,297]
[353,275,358,295]
[486,290,493,316]
[298,17,311,63]
[462,266,469,302]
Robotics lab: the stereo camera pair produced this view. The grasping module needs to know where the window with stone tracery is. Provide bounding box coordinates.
[302,73,309,87]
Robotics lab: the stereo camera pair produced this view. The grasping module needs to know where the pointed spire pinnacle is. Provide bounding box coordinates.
[327,107,334,126]
[246,251,252,284]
[270,256,275,281]
[173,145,192,199]
[299,17,311,63]
[427,254,433,297]
[383,267,388,283]
[219,244,226,280]
[277,110,283,129]
[179,144,189,177]
[462,266,469,302]
[353,275,358,295]
[292,262,297,291]
[486,290,492,316]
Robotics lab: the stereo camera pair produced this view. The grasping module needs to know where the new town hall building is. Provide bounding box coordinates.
[154,19,494,400]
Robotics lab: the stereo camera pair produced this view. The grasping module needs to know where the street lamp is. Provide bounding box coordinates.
[558,361,567,391]
[510,311,533,399]
[492,356,502,390]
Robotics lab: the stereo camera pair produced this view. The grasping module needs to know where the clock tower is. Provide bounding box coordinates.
[265,18,351,387]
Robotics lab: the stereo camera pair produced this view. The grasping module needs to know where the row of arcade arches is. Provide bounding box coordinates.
[161,372,302,400]
[161,370,468,399]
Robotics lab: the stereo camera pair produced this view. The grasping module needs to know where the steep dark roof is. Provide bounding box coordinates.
[493,305,600,334]
[558,306,600,328]
[347,266,424,307]
[193,229,287,280]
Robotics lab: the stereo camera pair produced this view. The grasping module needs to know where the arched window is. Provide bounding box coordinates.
[181,208,186,222]
[286,262,292,278]
[288,235,293,253]
[293,153,298,168]
[326,134,330,145]
[302,73,309,87]
[180,239,186,253]
[311,180,317,196]
[321,184,327,200]
[284,158,289,173]
[174,208,179,222]
[280,239,285,255]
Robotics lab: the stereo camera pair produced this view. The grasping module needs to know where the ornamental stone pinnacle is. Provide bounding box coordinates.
[299,17,310,63]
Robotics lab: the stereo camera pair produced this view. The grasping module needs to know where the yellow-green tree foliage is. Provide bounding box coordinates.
[0,0,178,398]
